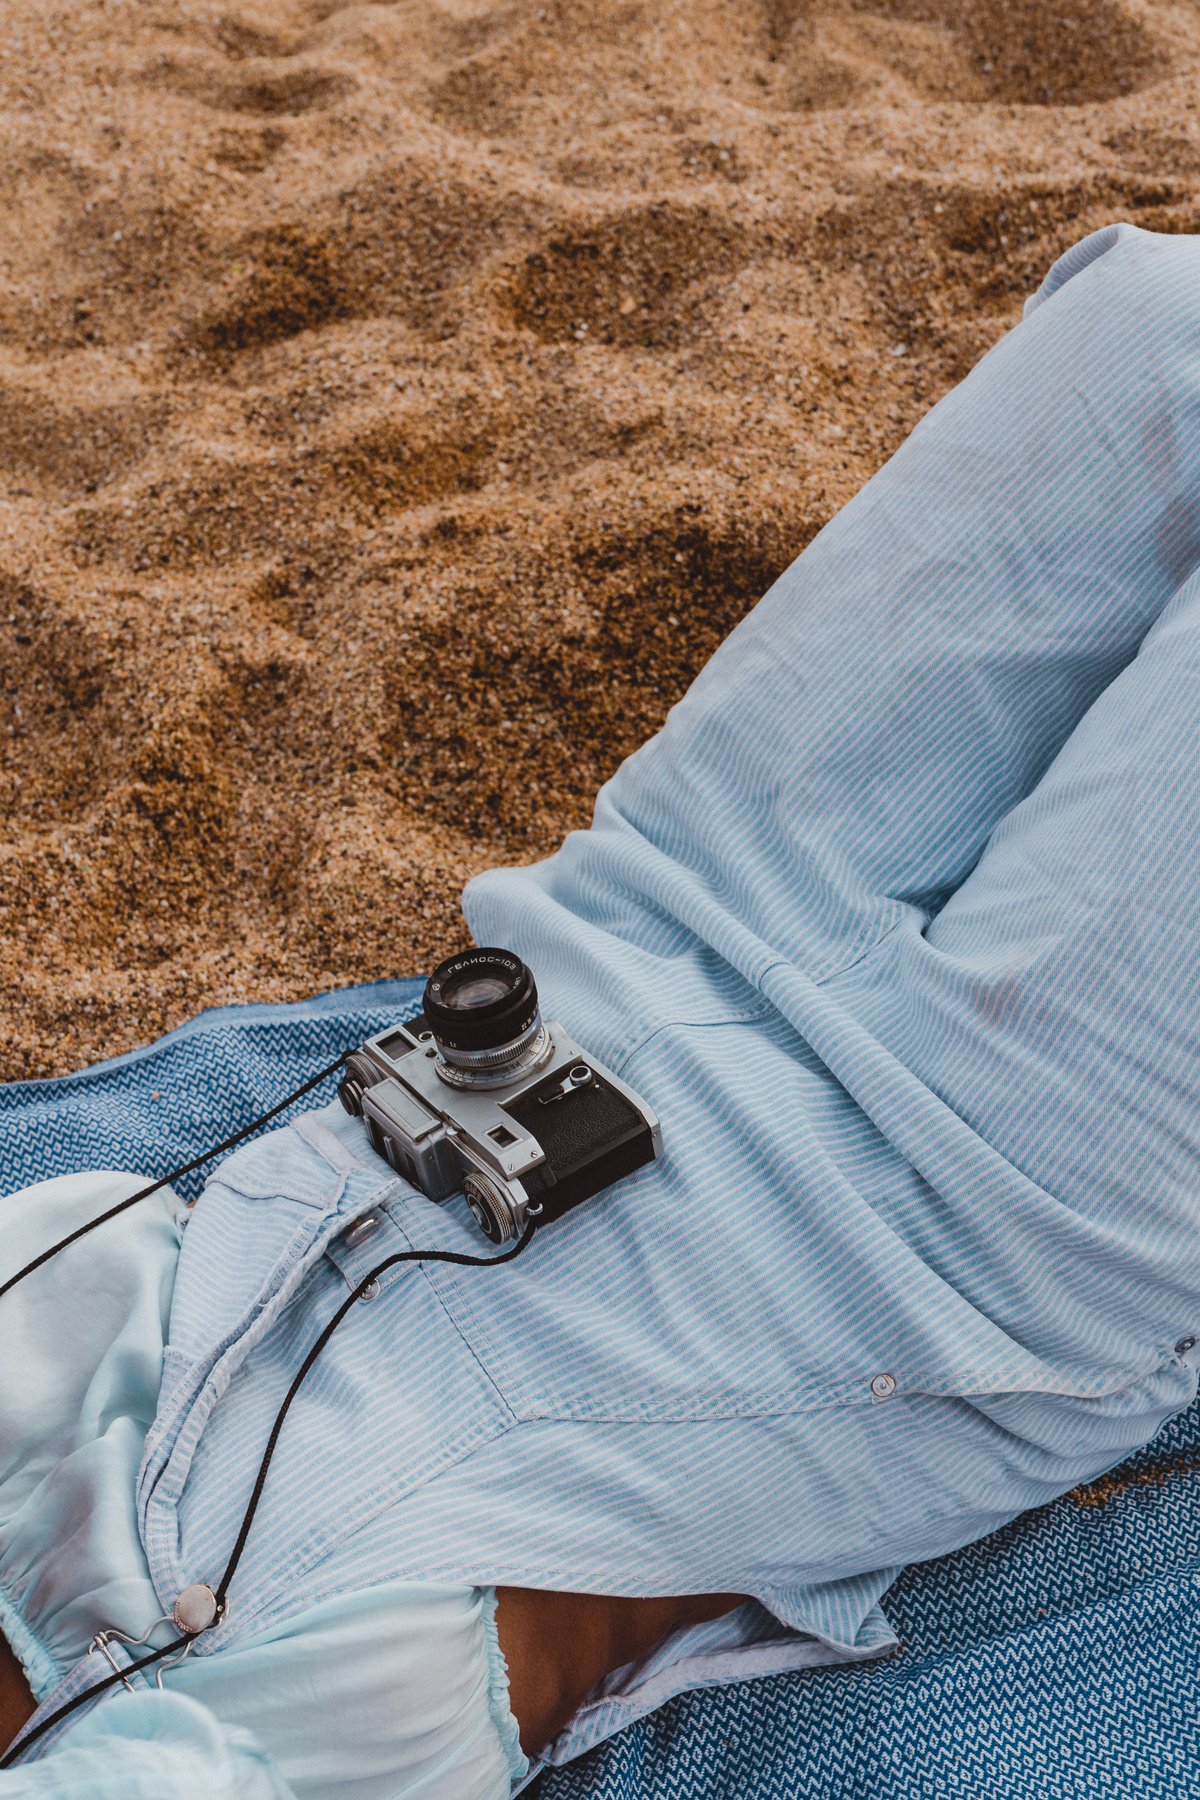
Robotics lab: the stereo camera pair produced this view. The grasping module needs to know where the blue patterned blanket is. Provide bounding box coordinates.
[3,983,1198,1797]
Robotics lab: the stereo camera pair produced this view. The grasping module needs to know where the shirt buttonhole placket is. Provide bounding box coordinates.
[326,1211,394,1302]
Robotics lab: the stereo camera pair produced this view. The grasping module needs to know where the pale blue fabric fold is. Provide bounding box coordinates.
[4,219,1200,1796]
[0,1173,527,1799]
[0,1691,293,1799]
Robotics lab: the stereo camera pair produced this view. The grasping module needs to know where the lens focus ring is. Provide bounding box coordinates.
[424,948,539,1056]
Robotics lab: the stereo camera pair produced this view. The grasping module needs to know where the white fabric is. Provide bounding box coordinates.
[0,1171,525,1799]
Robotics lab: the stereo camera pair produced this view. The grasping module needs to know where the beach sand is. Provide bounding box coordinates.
[2,0,1199,1078]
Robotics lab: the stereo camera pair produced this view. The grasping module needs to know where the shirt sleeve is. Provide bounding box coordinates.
[0,1690,295,1799]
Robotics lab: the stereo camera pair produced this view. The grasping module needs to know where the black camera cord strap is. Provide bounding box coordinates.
[0,1052,538,1768]
[0,1051,349,1305]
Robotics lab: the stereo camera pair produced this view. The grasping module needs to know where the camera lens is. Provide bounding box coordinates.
[442,972,513,1011]
[424,948,549,1087]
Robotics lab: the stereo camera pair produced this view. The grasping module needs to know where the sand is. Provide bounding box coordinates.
[2,0,1199,1080]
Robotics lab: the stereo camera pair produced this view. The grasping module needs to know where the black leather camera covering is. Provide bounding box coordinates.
[504,1068,654,1225]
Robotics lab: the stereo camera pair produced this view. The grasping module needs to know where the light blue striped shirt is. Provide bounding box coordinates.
[10,218,1200,1793]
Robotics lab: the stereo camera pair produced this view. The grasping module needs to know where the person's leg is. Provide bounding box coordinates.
[827,558,1200,1366]
[450,223,1200,1640]
[467,222,1200,1005]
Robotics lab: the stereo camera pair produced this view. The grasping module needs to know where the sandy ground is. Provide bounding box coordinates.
[2,0,1199,1080]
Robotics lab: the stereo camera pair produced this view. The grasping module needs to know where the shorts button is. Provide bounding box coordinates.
[344,1214,382,1249]
[172,1585,219,1636]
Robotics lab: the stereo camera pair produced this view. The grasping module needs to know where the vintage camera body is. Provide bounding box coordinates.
[337,948,662,1243]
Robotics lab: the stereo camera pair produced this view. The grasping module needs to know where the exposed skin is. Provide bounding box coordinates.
[0,1632,33,1753]
[495,1586,749,1756]
[0,1590,748,1761]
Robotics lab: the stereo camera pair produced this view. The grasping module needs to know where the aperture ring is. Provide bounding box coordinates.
[434,1024,553,1090]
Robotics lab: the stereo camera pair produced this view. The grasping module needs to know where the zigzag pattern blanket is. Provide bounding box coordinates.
[2,982,1197,1797]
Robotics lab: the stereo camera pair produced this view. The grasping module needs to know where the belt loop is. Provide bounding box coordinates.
[292,1111,372,1177]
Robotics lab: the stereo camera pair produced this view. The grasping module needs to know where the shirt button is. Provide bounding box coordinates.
[1176,1336,1200,1365]
[870,1372,897,1400]
[344,1214,383,1250]
[359,1278,382,1303]
[172,1585,219,1636]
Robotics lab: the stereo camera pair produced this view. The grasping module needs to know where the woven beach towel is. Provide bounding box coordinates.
[2,983,1198,1798]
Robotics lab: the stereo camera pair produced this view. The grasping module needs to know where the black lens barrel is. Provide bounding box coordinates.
[423,949,539,1054]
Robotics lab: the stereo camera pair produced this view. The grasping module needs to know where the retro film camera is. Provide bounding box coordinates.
[337,948,662,1243]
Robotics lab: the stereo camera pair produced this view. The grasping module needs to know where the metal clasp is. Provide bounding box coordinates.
[87,1615,196,1690]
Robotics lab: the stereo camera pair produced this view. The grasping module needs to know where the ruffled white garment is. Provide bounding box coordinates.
[0,1170,526,1800]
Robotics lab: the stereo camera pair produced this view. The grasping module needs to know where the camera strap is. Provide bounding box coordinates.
[0,1051,538,1768]
[0,1051,350,1305]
